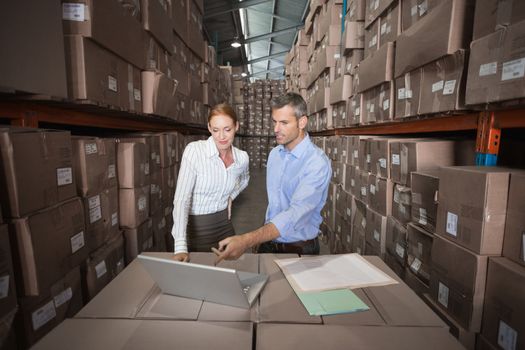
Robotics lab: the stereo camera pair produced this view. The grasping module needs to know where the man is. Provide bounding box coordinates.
[215,92,331,263]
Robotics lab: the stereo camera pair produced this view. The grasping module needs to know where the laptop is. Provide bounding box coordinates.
[137,254,268,309]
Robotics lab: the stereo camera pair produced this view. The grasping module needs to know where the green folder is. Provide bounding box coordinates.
[296,289,370,316]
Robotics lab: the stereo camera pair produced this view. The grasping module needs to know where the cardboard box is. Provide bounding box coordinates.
[343,49,364,75]
[119,186,150,229]
[394,69,422,119]
[378,2,401,46]
[430,234,488,331]
[351,199,367,254]
[346,0,366,21]
[83,234,125,301]
[359,42,394,92]
[368,174,393,216]
[384,250,406,279]
[403,268,430,296]
[329,75,352,104]
[10,197,87,296]
[346,93,364,125]
[503,172,525,267]
[141,71,179,117]
[481,257,525,350]
[0,1,67,97]
[472,0,525,40]
[186,1,205,59]
[358,137,372,172]
[365,207,387,256]
[123,219,154,264]
[401,0,441,32]
[369,137,400,178]
[33,319,252,349]
[436,166,510,255]
[344,21,365,52]
[172,0,188,42]
[357,170,370,204]
[141,0,173,53]
[159,133,177,168]
[466,20,525,105]
[344,164,358,195]
[83,186,120,252]
[152,209,168,252]
[0,128,76,218]
[386,216,408,267]
[62,0,147,69]
[365,0,396,27]
[0,225,17,319]
[418,50,467,114]
[117,142,149,189]
[389,139,475,186]
[17,267,83,348]
[395,0,474,77]
[73,137,117,197]
[149,170,162,215]
[64,35,143,112]
[364,19,379,58]
[411,170,440,233]
[406,223,433,285]
[392,183,411,225]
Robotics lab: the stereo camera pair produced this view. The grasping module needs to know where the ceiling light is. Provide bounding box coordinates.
[241,72,248,77]
[231,40,242,48]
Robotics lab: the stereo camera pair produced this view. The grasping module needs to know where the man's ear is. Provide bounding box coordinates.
[298,115,308,130]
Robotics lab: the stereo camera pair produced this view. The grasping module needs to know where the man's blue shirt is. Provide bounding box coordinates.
[265,134,332,243]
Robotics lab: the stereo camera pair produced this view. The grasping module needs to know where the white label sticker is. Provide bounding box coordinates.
[355,107,361,116]
[57,167,73,186]
[346,235,351,244]
[398,88,406,100]
[111,212,118,226]
[446,212,458,237]
[502,57,525,81]
[406,89,413,98]
[381,23,387,35]
[366,154,371,163]
[88,195,100,210]
[400,204,407,215]
[419,208,428,225]
[411,258,422,272]
[138,196,147,211]
[432,80,444,93]
[32,301,56,331]
[383,99,390,111]
[85,143,98,155]
[108,76,118,92]
[134,88,142,101]
[419,0,428,15]
[145,163,150,175]
[117,258,125,274]
[379,158,387,169]
[108,164,116,179]
[62,3,85,21]
[54,287,72,308]
[370,184,376,195]
[369,103,375,113]
[0,276,9,298]
[392,154,400,165]
[89,205,102,224]
[70,231,85,254]
[353,150,359,159]
[361,217,367,228]
[361,186,367,196]
[479,62,498,77]
[438,282,449,308]
[498,320,518,350]
[396,243,405,258]
[351,179,355,187]
[443,80,457,95]
[346,208,352,217]
[373,230,380,242]
[95,261,107,279]
[411,5,418,16]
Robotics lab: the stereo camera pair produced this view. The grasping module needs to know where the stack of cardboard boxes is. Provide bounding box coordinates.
[1,1,233,126]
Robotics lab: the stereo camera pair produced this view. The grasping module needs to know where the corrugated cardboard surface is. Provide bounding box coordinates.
[395,0,474,77]
[11,197,87,296]
[481,257,525,350]
[0,225,17,318]
[401,0,441,32]
[386,215,408,267]
[172,0,188,42]
[394,69,421,119]
[365,207,387,255]
[365,0,396,27]
[466,20,525,105]
[378,2,400,46]
[0,128,76,218]
[17,266,83,348]
[368,174,393,216]
[503,172,525,267]
[62,0,147,69]
[406,223,433,285]
[73,137,117,197]
[141,71,179,117]
[358,42,394,92]
[83,186,120,252]
[123,218,153,263]
[119,186,150,229]
[141,0,173,53]
[392,183,411,225]
[0,1,67,97]
[346,0,366,21]
[117,142,149,189]
[436,166,510,255]
[430,234,488,332]
[410,170,440,233]
[472,0,525,40]
[257,324,464,350]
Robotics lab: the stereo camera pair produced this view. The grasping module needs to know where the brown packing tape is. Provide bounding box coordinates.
[400,143,409,185]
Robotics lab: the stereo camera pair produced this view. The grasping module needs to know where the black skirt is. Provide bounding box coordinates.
[186,208,235,252]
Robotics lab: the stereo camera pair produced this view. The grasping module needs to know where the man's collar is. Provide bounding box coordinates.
[278,133,310,159]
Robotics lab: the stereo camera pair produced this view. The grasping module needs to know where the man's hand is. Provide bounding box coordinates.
[215,235,250,264]
[172,252,189,262]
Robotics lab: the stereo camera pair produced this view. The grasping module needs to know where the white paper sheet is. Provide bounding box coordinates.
[274,254,398,292]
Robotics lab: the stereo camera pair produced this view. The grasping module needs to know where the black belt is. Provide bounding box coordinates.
[260,238,317,254]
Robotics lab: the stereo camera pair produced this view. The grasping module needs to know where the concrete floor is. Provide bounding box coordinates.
[231,167,330,254]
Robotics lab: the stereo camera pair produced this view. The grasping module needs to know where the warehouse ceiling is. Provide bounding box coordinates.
[203,0,309,80]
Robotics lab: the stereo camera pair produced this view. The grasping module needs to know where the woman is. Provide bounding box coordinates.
[171,103,249,262]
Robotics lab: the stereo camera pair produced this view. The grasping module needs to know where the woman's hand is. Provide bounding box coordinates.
[172,252,189,262]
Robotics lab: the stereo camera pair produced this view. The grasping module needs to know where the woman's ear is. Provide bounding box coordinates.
[207,123,212,133]
[235,121,240,132]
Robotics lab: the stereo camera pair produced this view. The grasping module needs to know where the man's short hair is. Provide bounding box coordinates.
[271,92,308,118]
